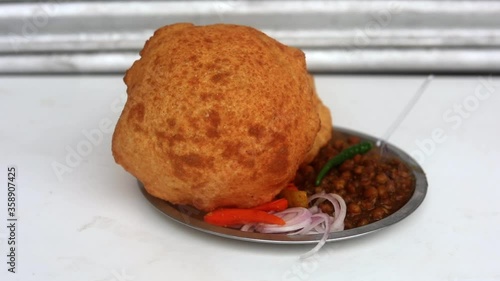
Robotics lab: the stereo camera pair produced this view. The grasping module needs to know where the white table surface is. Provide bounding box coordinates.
[0,74,499,281]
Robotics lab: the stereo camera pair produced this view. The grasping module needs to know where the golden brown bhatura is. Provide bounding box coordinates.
[112,23,332,211]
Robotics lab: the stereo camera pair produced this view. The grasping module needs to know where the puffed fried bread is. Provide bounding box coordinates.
[113,23,328,211]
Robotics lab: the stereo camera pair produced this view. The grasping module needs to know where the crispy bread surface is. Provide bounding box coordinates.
[112,23,321,211]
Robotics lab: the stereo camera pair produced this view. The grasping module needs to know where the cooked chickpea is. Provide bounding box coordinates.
[371,207,386,220]
[320,202,333,214]
[333,179,346,190]
[344,221,354,229]
[361,200,375,211]
[377,185,389,199]
[364,186,378,199]
[339,159,354,171]
[334,140,344,150]
[347,183,356,194]
[348,203,361,214]
[347,136,360,144]
[357,218,369,227]
[381,198,391,206]
[353,154,362,163]
[376,173,388,184]
[399,170,410,178]
[364,165,374,174]
[360,177,371,187]
[341,171,352,180]
[387,181,395,192]
[353,165,364,175]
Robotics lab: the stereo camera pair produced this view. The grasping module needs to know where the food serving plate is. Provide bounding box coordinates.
[139,126,427,244]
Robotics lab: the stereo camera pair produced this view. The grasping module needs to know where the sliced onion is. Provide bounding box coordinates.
[300,213,331,260]
[289,213,328,236]
[240,223,256,232]
[309,192,347,232]
[239,192,347,258]
[308,205,319,213]
[256,217,312,233]
[329,193,347,232]
[256,208,313,233]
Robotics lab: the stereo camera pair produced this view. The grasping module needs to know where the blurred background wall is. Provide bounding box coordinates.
[1,0,500,74]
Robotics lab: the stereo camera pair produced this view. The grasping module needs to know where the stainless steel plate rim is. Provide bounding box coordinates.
[138,126,428,244]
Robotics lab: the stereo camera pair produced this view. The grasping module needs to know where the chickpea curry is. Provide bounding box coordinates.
[295,130,415,229]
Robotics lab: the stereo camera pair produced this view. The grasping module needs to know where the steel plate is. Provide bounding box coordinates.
[138,126,427,244]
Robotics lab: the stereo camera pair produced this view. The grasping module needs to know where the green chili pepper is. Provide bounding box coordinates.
[315,141,373,186]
